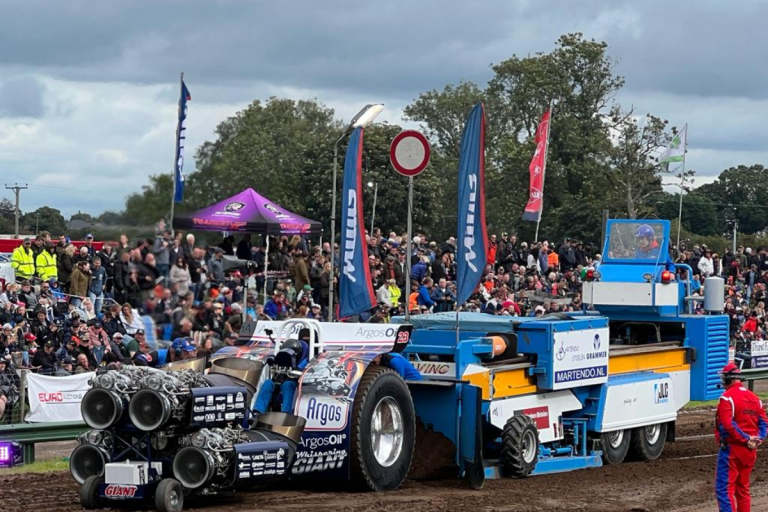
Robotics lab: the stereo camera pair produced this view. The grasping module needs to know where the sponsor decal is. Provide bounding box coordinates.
[225,412,236,420]
[194,396,205,404]
[555,365,607,384]
[292,449,347,475]
[104,485,137,498]
[206,396,214,406]
[263,203,291,219]
[551,328,610,389]
[235,392,245,402]
[193,415,204,422]
[514,406,550,430]
[204,413,216,422]
[37,391,84,403]
[238,471,250,479]
[414,362,455,376]
[224,202,245,212]
[298,396,347,430]
[342,190,359,283]
[654,382,670,404]
[216,404,226,411]
[353,327,397,339]
[193,406,205,413]
[462,174,479,272]
[298,433,347,450]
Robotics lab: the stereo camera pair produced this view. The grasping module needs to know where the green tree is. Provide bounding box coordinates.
[653,193,719,237]
[0,198,14,221]
[695,164,768,235]
[22,206,67,235]
[70,211,96,223]
[98,210,127,225]
[123,174,175,227]
[606,109,681,219]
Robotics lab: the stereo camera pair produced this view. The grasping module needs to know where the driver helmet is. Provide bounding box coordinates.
[635,224,655,241]
[720,362,742,384]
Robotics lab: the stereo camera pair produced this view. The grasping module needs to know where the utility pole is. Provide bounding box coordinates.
[4,183,28,239]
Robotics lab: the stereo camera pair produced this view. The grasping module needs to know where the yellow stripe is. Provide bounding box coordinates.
[609,348,689,375]
[464,368,537,400]
[464,370,491,400]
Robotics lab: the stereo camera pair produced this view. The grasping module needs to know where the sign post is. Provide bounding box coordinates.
[390,130,431,321]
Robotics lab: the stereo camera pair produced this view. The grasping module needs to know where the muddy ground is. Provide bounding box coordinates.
[2,405,763,512]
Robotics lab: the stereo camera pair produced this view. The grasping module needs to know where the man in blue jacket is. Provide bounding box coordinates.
[372,352,422,381]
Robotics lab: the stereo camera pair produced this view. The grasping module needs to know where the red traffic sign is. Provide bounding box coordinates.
[390,130,431,177]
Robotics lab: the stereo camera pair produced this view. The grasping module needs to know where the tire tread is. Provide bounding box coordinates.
[500,415,538,477]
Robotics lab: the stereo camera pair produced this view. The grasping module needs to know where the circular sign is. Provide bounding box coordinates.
[390,130,431,177]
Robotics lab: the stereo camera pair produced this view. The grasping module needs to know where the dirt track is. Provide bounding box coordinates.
[2,407,765,512]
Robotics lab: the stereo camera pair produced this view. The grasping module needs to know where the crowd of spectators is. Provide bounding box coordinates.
[1,221,765,391]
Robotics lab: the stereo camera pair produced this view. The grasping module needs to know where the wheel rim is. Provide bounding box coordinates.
[522,430,537,463]
[608,430,624,448]
[169,489,179,508]
[645,424,661,445]
[370,397,404,467]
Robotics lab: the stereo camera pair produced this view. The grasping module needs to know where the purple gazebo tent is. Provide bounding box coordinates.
[173,188,322,236]
[174,188,322,299]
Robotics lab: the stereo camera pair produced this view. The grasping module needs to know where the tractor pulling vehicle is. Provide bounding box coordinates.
[71,219,730,508]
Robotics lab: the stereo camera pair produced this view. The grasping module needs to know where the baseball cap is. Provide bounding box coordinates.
[93,321,102,328]
[311,304,321,309]
[45,341,54,348]
[182,342,196,353]
[86,233,94,239]
[303,284,312,291]
[2,323,11,330]
[61,356,73,365]
[113,332,124,340]
[214,247,224,254]
[135,329,145,336]
[24,332,36,341]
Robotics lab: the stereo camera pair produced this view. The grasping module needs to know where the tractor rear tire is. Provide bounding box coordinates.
[349,366,416,491]
[500,415,539,478]
[628,423,667,461]
[155,478,184,512]
[601,429,630,465]
[80,475,104,510]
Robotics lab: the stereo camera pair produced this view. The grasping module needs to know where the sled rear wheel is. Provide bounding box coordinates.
[501,414,539,477]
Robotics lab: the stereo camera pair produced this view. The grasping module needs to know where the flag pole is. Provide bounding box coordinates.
[170,71,184,237]
[534,99,554,242]
[675,123,688,254]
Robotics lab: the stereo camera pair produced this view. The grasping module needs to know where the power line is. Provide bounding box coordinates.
[4,183,28,239]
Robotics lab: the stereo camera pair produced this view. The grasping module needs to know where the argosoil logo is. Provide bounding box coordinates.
[104,485,137,498]
[37,391,84,403]
[300,397,347,430]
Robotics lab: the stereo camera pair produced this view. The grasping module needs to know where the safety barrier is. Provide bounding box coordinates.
[0,420,87,463]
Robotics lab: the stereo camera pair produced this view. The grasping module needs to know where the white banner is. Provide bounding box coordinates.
[26,372,92,423]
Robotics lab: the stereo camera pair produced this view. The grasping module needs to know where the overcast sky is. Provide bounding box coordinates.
[1,0,766,219]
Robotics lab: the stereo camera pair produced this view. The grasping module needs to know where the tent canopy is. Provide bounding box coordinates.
[173,188,322,236]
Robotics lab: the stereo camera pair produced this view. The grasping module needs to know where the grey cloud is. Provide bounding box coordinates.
[0,76,46,117]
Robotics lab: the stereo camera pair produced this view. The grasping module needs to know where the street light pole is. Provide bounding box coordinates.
[368,182,378,235]
[328,104,384,322]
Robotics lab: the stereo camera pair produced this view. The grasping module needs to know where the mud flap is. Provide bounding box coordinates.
[460,384,484,490]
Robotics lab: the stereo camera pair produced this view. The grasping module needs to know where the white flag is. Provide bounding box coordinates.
[659,124,687,170]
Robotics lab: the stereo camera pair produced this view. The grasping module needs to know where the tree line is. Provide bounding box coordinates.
[4,34,767,251]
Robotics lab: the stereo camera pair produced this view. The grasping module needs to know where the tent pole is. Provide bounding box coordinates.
[263,235,269,305]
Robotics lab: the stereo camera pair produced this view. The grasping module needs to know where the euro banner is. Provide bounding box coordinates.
[339,127,376,318]
[174,80,191,203]
[456,103,488,306]
[522,109,551,222]
[26,372,92,423]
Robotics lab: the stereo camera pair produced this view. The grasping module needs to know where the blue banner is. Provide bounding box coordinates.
[339,127,376,318]
[456,103,488,306]
[174,80,191,203]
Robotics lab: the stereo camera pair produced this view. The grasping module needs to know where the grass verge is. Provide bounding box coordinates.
[685,392,768,409]
[0,457,69,474]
